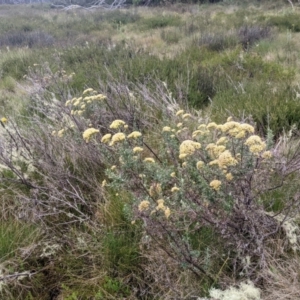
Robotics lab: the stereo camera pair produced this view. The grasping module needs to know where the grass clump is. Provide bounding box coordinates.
[139,14,182,30]
[267,13,300,32]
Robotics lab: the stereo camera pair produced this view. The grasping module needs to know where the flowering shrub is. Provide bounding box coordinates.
[82,107,284,279]
[2,74,300,296]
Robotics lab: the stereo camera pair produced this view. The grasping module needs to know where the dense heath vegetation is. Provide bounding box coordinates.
[1,0,300,299]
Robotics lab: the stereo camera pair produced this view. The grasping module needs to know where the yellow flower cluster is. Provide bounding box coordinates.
[110,132,126,146]
[65,90,106,113]
[82,88,94,95]
[209,150,238,169]
[182,113,191,119]
[109,119,126,129]
[155,199,171,218]
[57,128,66,137]
[210,180,222,191]
[171,185,180,193]
[149,183,162,197]
[216,137,228,145]
[225,173,233,181]
[144,157,155,163]
[138,200,150,212]
[127,131,142,139]
[133,147,143,153]
[179,140,201,159]
[1,117,7,124]
[162,126,172,132]
[219,121,254,138]
[205,143,226,159]
[196,161,205,170]
[261,150,272,159]
[83,128,99,142]
[244,135,266,154]
[176,109,184,116]
[206,122,218,130]
[101,133,112,144]
[218,150,238,168]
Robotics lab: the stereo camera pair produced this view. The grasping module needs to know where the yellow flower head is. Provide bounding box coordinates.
[240,123,255,134]
[192,129,209,138]
[93,94,106,101]
[179,140,201,159]
[216,137,228,145]
[196,161,205,170]
[205,143,226,159]
[220,121,243,137]
[177,122,183,128]
[249,144,266,154]
[182,113,192,119]
[162,126,172,132]
[156,199,165,210]
[176,109,185,116]
[144,157,155,163]
[171,186,180,193]
[133,147,143,153]
[109,119,126,129]
[225,173,233,181]
[65,100,71,106]
[208,159,219,166]
[207,122,218,130]
[127,131,142,139]
[1,117,7,124]
[73,97,82,106]
[198,124,206,129]
[245,135,263,146]
[164,207,171,219]
[262,150,272,159]
[58,128,65,138]
[82,88,94,95]
[83,128,99,142]
[149,183,162,197]
[110,132,126,145]
[218,150,238,169]
[138,200,150,212]
[101,133,112,144]
[101,180,107,187]
[210,180,222,191]
[170,172,176,177]
[245,135,266,154]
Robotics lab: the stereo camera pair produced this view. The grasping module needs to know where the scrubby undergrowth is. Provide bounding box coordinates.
[1,1,300,299]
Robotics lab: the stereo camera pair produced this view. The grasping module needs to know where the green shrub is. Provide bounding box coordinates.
[139,14,182,30]
[198,31,238,51]
[93,10,141,25]
[238,25,272,50]
[0,30,54,48]
[268,13,300,32]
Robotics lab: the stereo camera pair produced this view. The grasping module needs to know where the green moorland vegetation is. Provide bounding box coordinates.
[1,0,300,299]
